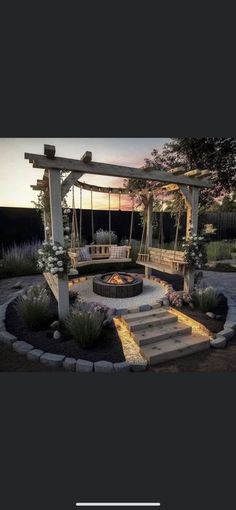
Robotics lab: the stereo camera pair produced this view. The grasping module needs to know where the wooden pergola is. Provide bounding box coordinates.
[26,144,213,319]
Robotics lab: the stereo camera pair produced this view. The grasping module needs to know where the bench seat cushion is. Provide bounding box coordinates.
[79,247,92,261]
[109,245,127,259]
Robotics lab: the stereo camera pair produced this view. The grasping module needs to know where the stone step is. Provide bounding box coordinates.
[134,322,192,347]
[141,334,210,365]
[123,308,169,323]
[128,314,177,332]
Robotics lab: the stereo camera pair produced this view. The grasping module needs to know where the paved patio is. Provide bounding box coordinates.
[201,271,236,304]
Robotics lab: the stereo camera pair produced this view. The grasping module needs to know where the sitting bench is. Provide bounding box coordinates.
[137,247,187,275]
[68,244,131,269]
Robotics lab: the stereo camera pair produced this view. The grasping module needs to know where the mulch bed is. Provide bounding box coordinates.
[151,269,228,333]
[6,300,125,363]
[177,294,228,334]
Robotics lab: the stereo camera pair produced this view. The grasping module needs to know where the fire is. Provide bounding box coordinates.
[104,272,134,285]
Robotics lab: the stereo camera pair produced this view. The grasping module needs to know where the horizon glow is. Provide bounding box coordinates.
[0,138,169,210]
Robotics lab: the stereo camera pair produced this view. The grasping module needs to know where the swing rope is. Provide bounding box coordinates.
[79,185,82,245]
[138,207,148,258]
[158,190,165,260]
[128,195,134,246]
[71,185,79,250]
[173,202,182,254]
[91,189,94,242]
[108,189,111,245]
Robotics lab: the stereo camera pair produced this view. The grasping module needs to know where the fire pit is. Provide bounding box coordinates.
[93,272,143,298]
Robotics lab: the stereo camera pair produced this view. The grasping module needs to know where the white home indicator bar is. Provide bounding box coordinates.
[76,504,161,507]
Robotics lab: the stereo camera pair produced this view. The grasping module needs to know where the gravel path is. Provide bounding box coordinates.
[0,275,44,305]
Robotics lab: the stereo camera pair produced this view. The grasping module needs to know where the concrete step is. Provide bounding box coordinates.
[123,308,169,323]
[134,322,192,347]
[128,314,177,332]
[141,333,210,365]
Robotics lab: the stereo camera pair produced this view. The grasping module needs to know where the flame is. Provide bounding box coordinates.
[104,273,134,285]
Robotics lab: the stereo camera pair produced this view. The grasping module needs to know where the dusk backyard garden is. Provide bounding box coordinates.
[1,137,236,372]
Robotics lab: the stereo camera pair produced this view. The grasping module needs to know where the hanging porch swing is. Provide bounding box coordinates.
[137,193,187,276]
[68,185,133,269]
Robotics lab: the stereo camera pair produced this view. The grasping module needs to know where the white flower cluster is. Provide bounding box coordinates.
[182,234,206,269]
[38,241,68,276]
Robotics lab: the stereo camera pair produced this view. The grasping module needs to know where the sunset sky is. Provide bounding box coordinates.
[0,138,169,210]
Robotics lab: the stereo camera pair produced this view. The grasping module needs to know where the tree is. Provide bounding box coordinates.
[124,138,236,210]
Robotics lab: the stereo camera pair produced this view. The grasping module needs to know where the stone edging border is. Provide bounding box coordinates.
[0,276,171,372]
[210,292,236,349]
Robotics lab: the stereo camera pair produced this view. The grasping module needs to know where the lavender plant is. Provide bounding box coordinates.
[94,229,118,245]
[0,241,41,277]
[16,284,52,330]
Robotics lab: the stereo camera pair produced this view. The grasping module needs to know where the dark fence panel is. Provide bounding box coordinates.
[199,212,236,240]
[1,208,236,249]
[0,208,44,248]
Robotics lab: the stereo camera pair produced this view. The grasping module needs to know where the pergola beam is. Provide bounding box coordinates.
[61,171,83,200]
[25,152,213,188]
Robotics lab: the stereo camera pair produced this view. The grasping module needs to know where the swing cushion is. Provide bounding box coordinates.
[79,247,92,261]
[109,245,127,259]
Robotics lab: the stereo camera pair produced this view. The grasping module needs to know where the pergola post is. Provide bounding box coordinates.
[184,187,199,292]
[48,169,69,320]
[145,196,153,278]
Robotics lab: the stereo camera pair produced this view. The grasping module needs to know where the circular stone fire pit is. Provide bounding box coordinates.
[93,272,143,298]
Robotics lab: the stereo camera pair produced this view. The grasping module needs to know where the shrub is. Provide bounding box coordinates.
[65,301,107,348]
[206,240,234,261]
[0,241,41,278]
[192,286,221,313]
[94,229,118,245]
[16,285,52,330]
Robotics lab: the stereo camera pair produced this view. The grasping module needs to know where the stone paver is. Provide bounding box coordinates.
[40,353,65,367]
[76,359,93,372]
[113,361,130,372]
[63,357,77,371]
[27,349,44,362]
[0,331,17,345]
[94,360,114,372]
[13,341,34,355]
[210,336,227,349]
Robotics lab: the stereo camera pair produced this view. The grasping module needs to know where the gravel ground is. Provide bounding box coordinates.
[71,274,166,309]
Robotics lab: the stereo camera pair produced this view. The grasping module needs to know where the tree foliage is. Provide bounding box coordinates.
[124,138,236,210]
